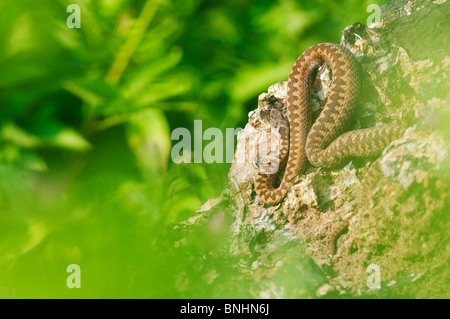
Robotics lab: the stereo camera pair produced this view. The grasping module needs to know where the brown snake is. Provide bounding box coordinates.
[255,43,405,205]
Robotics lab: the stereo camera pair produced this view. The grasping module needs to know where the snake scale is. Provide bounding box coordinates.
[255,43,405,205]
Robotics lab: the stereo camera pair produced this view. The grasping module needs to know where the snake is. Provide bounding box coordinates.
[254,43,405,205]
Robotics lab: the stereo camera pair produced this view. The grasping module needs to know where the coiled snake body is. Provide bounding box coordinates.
[255,43,405,205]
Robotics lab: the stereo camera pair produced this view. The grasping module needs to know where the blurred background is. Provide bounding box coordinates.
[0,0,389,298]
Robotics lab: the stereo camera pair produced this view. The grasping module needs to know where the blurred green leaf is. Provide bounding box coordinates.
[0,219,48,265]
[5,13,35,57]
[161,193,203,224]
[123,47,183,99]
[1,122,41,148]
[62,78,117,107]
[126,108,171,175]
[1,122,91,152]
[46,128,92,151]
[230,62,292,102]
[133,74,193,107]
[20,151,48,172]
[0,61,50,88]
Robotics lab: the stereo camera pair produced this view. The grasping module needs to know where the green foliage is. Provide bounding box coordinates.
[0,0,389,298]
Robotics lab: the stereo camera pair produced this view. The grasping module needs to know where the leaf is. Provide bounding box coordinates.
[62,77,118,107]
[126,109,171,175]
[230,62,293,102]
[45,128,92,152]
[132,73,193,108]
[1,122,41,148]
[122,47,183,99]
[162,194,203,224]
[52,20,83,50]
[19,151,48,172]
[0,61,49,88]
[1,121,91,153]
[5,13,35,57]
[0,219,49,265]
[0,144,20,164]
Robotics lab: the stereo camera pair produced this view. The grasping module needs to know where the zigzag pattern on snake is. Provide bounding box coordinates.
[255,43,405,205]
